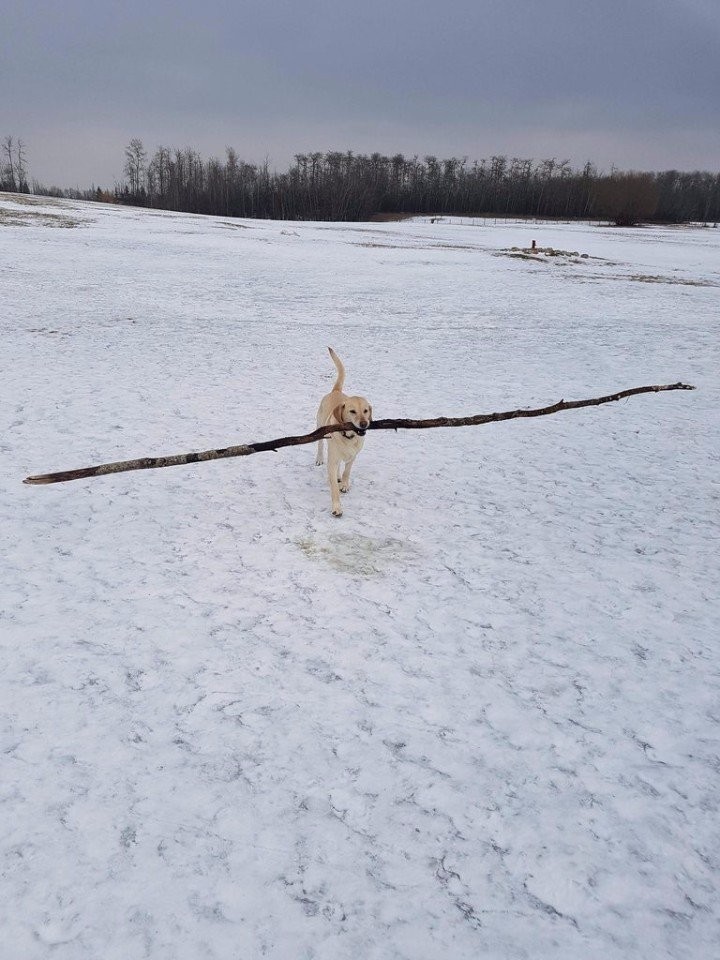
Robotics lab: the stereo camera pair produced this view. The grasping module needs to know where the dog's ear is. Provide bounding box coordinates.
[332,403,346,424]
[368,403,373,420]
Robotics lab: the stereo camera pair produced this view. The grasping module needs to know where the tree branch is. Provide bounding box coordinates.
[23,381,695,485]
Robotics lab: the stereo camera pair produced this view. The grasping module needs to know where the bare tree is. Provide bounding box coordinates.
[16,139,29,191]
[124,138,147,197]
[2,135,17,190]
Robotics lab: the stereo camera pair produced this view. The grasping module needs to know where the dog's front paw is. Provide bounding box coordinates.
[315,458,324,466]
[339,483,350,493]
[331,507,343,517]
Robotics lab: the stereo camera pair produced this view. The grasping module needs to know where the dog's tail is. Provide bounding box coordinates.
[328,347,345,392]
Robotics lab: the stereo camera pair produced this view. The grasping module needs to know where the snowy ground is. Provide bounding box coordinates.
[1,194,719,959]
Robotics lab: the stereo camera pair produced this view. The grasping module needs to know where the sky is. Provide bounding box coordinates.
[2,0,719,188]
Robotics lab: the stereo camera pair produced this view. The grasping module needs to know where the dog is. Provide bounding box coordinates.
[315,348,372,517]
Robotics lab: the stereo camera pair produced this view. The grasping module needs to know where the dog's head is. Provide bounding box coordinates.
[333,397,373,435]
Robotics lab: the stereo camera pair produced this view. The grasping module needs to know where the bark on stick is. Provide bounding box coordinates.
[23,381,695,485]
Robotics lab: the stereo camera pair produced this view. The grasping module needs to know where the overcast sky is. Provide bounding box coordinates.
[3,0,719,187]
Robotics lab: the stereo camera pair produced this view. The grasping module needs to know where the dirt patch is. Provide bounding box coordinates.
[356,241,477,251]
[628,274,716,287]
[0,207,84,228]
[0,193,68,208]
[357,242,414,249]
[563,270,715,287]
[429,243,478,251]
[494,246,595,265]
[296,533,419,576]
[0,209,30,227]
[27,327,73,339]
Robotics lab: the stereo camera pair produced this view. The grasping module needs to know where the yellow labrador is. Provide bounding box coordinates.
[315,348,372,517]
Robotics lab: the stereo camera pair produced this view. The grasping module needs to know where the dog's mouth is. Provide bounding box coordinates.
[356,427,367,436]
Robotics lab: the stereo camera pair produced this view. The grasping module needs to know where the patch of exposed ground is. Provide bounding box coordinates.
[0,207,85,228]
[494,246,596,265]
[0,193,68,208]
[26,327,73,339]
[356,241,477,251]
[296,533,419,576]
[564,271,717,287]
[628,274,716,287]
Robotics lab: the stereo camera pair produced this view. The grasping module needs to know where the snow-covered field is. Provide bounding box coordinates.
[1,193,718,959]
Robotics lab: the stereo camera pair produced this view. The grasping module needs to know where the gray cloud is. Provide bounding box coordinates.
[3,0,719,186]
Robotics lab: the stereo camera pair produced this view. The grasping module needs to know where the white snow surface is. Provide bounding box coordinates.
[1,195,719,959]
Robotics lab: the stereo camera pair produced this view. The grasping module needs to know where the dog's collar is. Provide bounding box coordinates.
[342,430,357,439]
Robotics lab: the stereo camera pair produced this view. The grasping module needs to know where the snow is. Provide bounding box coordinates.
[1,194,719,959]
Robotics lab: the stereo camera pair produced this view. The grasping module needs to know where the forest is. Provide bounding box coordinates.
[3,135,719,225]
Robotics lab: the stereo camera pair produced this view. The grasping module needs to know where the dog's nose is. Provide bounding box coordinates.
[359,420,369,429]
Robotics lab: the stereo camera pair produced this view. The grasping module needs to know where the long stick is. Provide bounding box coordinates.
[23,382,695,485]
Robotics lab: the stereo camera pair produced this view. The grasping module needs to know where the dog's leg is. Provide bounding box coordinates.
[327,451,343,516]
[339,456,355,493]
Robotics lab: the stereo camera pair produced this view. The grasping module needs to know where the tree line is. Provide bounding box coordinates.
[116,140,720,225]
[3,134,719,225]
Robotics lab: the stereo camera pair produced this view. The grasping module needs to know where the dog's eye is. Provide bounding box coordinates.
[349,409,356,414]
